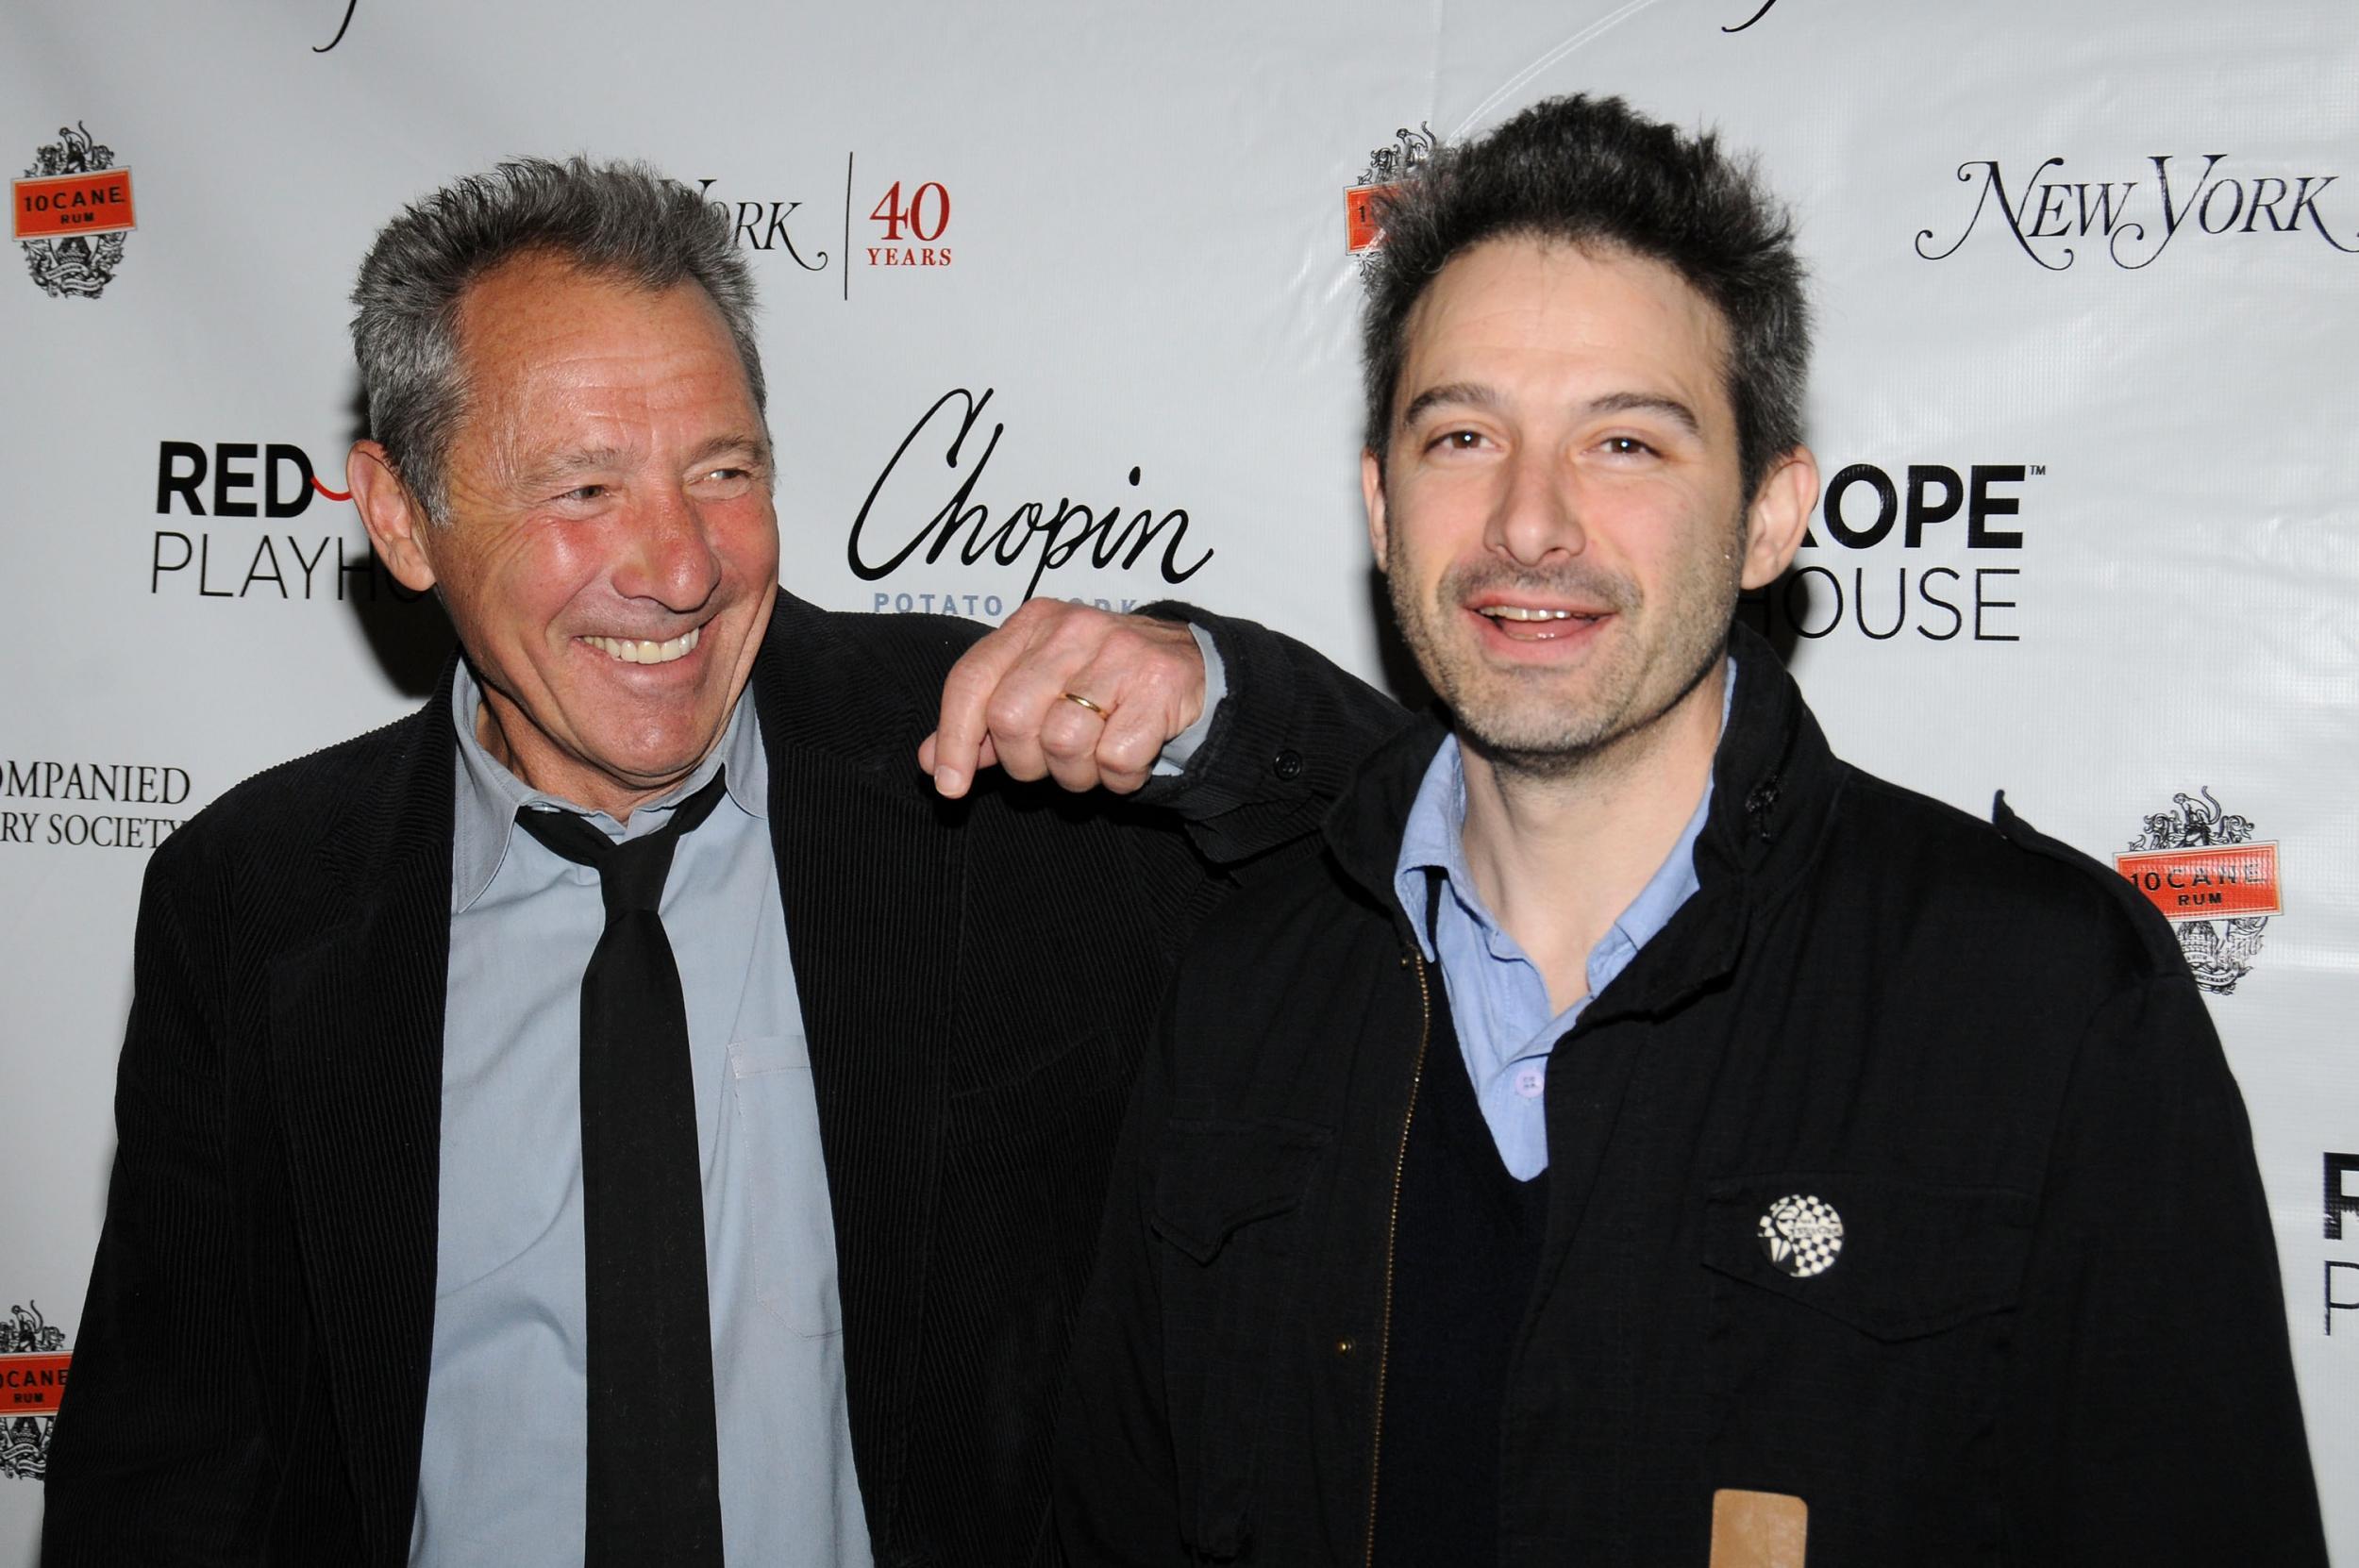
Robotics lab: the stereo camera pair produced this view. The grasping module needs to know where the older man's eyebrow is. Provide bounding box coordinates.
[511,434,771,492]
[513,445,630,491]
[682,432,771,470]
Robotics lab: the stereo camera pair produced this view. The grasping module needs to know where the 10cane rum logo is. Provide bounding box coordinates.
[2116,788,2281,994]
[1,1301,70,1481]
[13,122,134,298]
[1346,124,1436,269]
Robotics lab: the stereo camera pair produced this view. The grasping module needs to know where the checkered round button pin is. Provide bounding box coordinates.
[1757,1193,1845,1278]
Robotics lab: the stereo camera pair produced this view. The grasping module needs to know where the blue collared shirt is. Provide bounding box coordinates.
[1392,669,1730,1181]
[413,669,868,1567]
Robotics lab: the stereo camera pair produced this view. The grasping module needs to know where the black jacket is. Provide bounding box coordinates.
[1056,626,2326,1567]
[42,593,1401,1568]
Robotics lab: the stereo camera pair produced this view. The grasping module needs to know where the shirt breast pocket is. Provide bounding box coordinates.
[1698,1171,2034,1565]
[726,1033,843,1340]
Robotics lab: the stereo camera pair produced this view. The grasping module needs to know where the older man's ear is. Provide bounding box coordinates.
[347,440,439,594]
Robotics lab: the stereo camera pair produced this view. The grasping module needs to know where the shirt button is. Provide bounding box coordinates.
[1334,1335,1357,1358]
[1272,748,1304,781]
[1514,1066,1546,1099]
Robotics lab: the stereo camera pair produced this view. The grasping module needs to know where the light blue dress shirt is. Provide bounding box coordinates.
[412,669,868,1567]
[1392,667,1731,1180]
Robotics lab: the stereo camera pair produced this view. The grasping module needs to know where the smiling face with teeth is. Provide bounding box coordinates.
[352,253,778,818]
[1364,236,1812,779]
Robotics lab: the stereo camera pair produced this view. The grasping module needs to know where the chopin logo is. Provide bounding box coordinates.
[2116,788,2281,994]
[0,1301,68,1481]
[13,122,134,299]
[849,387,1213,606]
[1916,155,2357,270]
[1346,124,1435,262]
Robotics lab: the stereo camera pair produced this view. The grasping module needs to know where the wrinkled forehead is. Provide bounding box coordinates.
[449,252,720,371]
[446,256,760,442]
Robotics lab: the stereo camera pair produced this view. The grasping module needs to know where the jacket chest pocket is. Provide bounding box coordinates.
[1149,1117,1330,1560]
[1698,1172,2034,1567]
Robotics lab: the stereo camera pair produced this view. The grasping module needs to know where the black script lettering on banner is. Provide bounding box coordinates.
[1722,0,1783,32]
[849,388,1213,603]
[696,178,828,272]
[1916,155,2358,269]
[1738,461,2036,643]
[313,0,358,51]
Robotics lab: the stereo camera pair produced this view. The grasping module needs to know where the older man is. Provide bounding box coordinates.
[1055,95,2325,1566]
[42,159,1396,1566]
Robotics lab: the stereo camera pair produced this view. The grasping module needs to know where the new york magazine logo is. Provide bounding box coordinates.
[2115,788,2281,994]
[1917,155,2357,270]
[13,122,134,298]
[694,161,955,304]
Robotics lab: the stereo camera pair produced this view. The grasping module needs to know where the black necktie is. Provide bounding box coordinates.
[515,771,730,1565]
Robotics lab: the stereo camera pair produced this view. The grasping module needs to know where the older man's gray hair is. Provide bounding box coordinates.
[350,156,764,523]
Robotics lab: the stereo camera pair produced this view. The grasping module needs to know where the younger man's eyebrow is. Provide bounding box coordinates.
[1397,381,1502,429]
[1586,390,1702,437]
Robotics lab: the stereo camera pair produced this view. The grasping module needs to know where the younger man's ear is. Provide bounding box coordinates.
[1739,447,1818,591]
[1362,449,1392,572]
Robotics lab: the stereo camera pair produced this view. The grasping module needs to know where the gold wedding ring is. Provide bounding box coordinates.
[1060,691,1109,717]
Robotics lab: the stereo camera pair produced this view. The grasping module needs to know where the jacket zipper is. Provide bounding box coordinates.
[1364,951,1432,1568]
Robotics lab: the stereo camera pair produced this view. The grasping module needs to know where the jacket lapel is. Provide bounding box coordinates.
[266,686,458,1556]
[259,608,964,1552]
[751,597,962,1549]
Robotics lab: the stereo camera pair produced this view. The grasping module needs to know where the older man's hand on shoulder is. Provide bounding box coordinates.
[922,598,1209,798]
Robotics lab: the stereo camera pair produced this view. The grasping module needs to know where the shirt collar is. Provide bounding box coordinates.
[448,663,769,913]
[1392,659,1735,964]
[1393,736,1476,955]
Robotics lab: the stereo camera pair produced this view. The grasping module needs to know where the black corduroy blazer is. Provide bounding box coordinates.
[43,592,1401,1567]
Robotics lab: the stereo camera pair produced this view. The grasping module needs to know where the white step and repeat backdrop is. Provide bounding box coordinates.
[4,0,2355,1557]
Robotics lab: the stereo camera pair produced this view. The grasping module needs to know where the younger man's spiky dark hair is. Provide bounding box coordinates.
[1360,94,1810,498]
